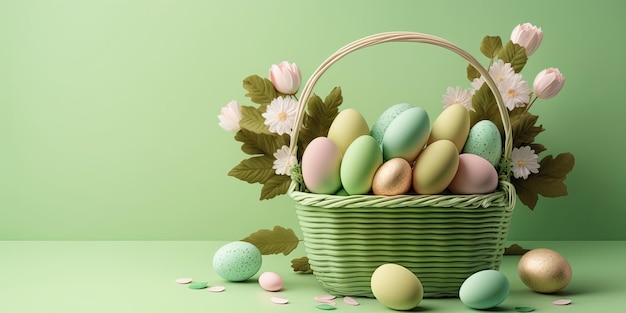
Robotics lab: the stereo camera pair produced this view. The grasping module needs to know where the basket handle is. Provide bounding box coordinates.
[288,31,512,161]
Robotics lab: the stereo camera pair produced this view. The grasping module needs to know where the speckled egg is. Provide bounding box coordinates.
[518,248,572,293]
[459,270,509,310]
[463,120,502,167]
[213,241,262,282]
[372,158,413,196]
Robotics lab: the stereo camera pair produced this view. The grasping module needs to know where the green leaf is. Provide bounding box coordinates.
[243,75,285,105]
[241,225,300,255]
[228,155,275,184]
[466,63,481,81]
[510,111,545,147]
[260,174,291,200]
[239,105,271,135]
[513,152,575,209]
[480,35,503,59]
[291,256,313,273]
[504,243,530,255]
[234,129,289,156]
[299,87,342,153]
[498,41,527,73]
[469,83,503,134]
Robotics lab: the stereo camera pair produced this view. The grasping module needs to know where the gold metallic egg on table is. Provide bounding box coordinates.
[517,248,572,293]
[372,158,412,196]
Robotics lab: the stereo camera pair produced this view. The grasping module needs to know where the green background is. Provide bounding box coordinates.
[1,0,623,241]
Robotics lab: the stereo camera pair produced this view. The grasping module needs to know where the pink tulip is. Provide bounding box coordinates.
[510,23,543,57]
[533,68,565,99]
[269,61,301,95]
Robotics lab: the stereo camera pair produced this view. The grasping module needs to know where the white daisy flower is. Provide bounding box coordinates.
[489,59,515,83]
[443,87,474,111]
[217,100,242,132]
[262,96,298,135]
[511,146,540,179]
[272,145,298,176]
[498,73,531,111]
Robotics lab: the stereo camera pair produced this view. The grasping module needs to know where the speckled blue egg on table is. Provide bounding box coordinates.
[213,241,262,281]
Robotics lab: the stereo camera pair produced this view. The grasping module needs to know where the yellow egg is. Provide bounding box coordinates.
[327,108,370,156]
[371,263,423,311]
[413,140,459,194]
[428,104,470,152]
[518,248,573,293]
[372,158,412,196]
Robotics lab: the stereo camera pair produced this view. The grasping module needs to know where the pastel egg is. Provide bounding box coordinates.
[372,158,413,196]
[428,103,470,151]
[340,135,383,195]
[371,104,430,162]
[301,137,342,194]
[327,108,370,155]
[463,120,502,167]
[213,241,262,282]
[258,271,283,291]
[459,270,510,310]
[371,263,423,311]
[413,140,459,195]
[448,153,499,194]
[518,248,572,293]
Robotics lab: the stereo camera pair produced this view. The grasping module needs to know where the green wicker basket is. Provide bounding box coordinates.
[287,32,516,298]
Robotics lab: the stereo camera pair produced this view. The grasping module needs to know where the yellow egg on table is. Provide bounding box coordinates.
[518,248,573,293]
[371,263,423,311]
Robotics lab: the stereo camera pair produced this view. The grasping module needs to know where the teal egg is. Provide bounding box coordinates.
[459,270,510,309]
[213,241,262,282]
[381,107,430,162]
[462,120,502,166]
[340,135,383,195]
[370,103,413,145]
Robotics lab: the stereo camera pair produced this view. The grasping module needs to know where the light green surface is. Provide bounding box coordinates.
[1,241,624,312]
[1,0,626,240]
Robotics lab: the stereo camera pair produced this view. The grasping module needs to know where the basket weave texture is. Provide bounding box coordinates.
[288,32,516,298]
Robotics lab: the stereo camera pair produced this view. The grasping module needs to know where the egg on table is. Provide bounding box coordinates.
[518,248,573,293]
[213,241,262,282]
[459,269,509,310]
[371,263,423,311]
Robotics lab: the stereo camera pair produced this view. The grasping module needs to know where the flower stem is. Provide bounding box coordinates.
[522,96,538,115]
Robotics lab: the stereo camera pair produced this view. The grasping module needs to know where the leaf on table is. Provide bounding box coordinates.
[243,75,285,106]
[513,152,575,209]
[234,129,289,156]
[239,106,271,135]
[260,174,291,200]
[228,155,275,184]
[480,35,503,59]
[504,243,530,255]
[291,256,313,274]
[498,41,527,73]
[242,225,300,255]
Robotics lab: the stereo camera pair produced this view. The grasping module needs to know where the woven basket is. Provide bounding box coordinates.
[287,32,516,298]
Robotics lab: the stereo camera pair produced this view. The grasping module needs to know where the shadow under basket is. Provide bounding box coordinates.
[286,32,517,298]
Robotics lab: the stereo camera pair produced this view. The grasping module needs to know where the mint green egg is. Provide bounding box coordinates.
[340,135,383,195]
[459,270,509,309]
[213,241,262,282]
[371,103,413,145]
[381,107,430,162]
[462,120,502,166]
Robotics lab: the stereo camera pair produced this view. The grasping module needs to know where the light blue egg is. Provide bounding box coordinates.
[213,241,262,281]
[462,120,502,166]
[459,270,509,309]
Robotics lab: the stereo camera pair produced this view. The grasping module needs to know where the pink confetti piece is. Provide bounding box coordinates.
[552,299,572,306]
[208,286,225,292]
[175,278,192,284]
[314,295,337,302]
[343,296,359,306]
[271,296,289,304]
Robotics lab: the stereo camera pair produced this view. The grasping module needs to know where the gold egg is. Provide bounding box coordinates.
[372,158,412,196]
[517,248,572,293]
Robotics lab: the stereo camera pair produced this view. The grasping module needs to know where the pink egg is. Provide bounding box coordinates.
[301,137,343,194]
[259,272,283,291]
[448,153,498,194]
